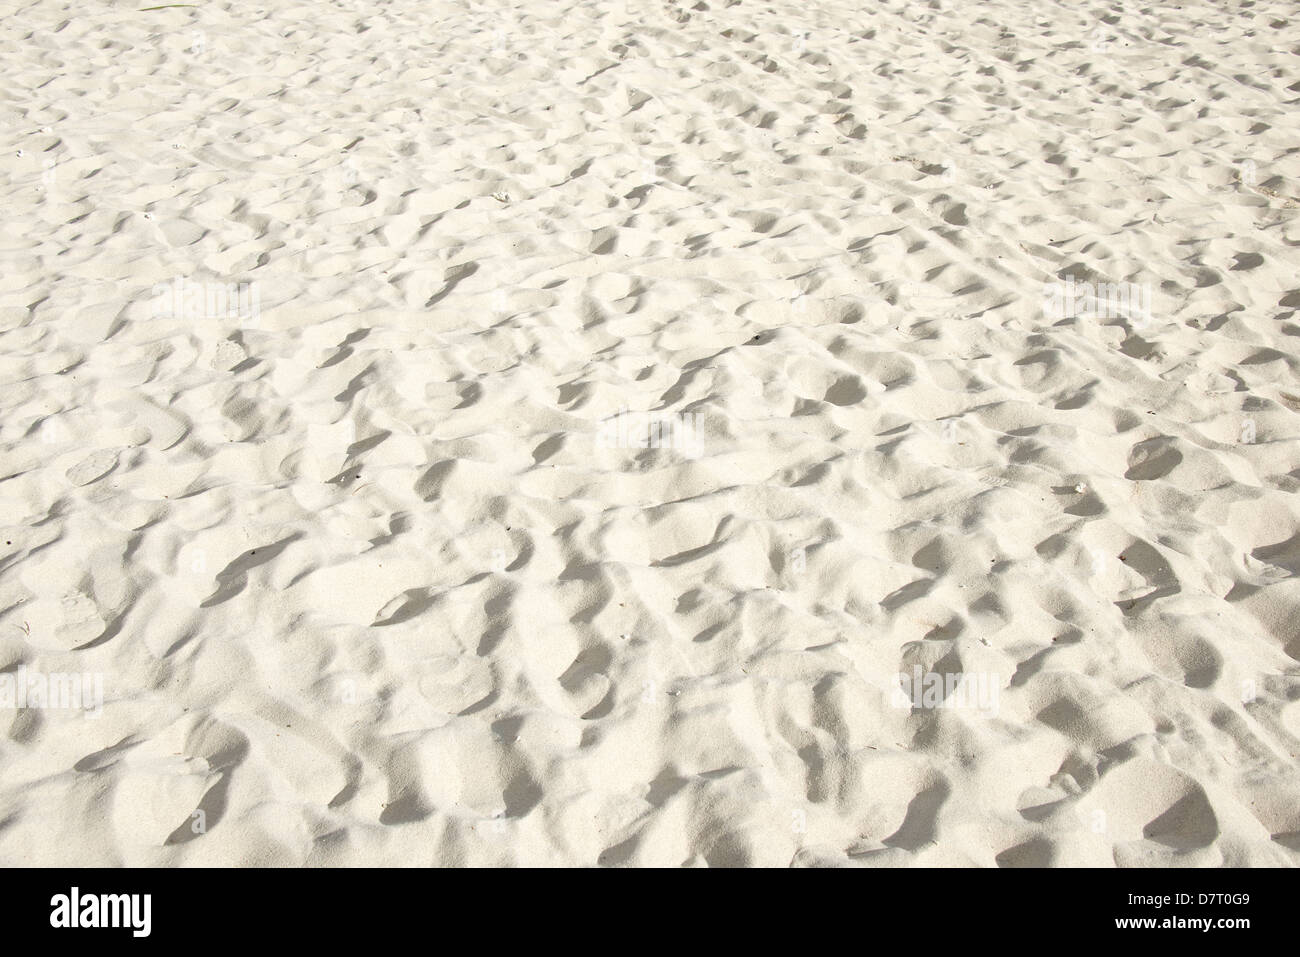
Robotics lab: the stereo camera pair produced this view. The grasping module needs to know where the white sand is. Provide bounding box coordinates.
[1,0,1298,866]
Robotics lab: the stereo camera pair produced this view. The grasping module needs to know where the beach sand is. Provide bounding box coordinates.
[1,0,1298,865]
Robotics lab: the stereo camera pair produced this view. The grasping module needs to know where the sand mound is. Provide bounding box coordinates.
[1,0,1298,865]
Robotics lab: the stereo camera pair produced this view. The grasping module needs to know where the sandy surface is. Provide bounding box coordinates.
[2,0,1299,866]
